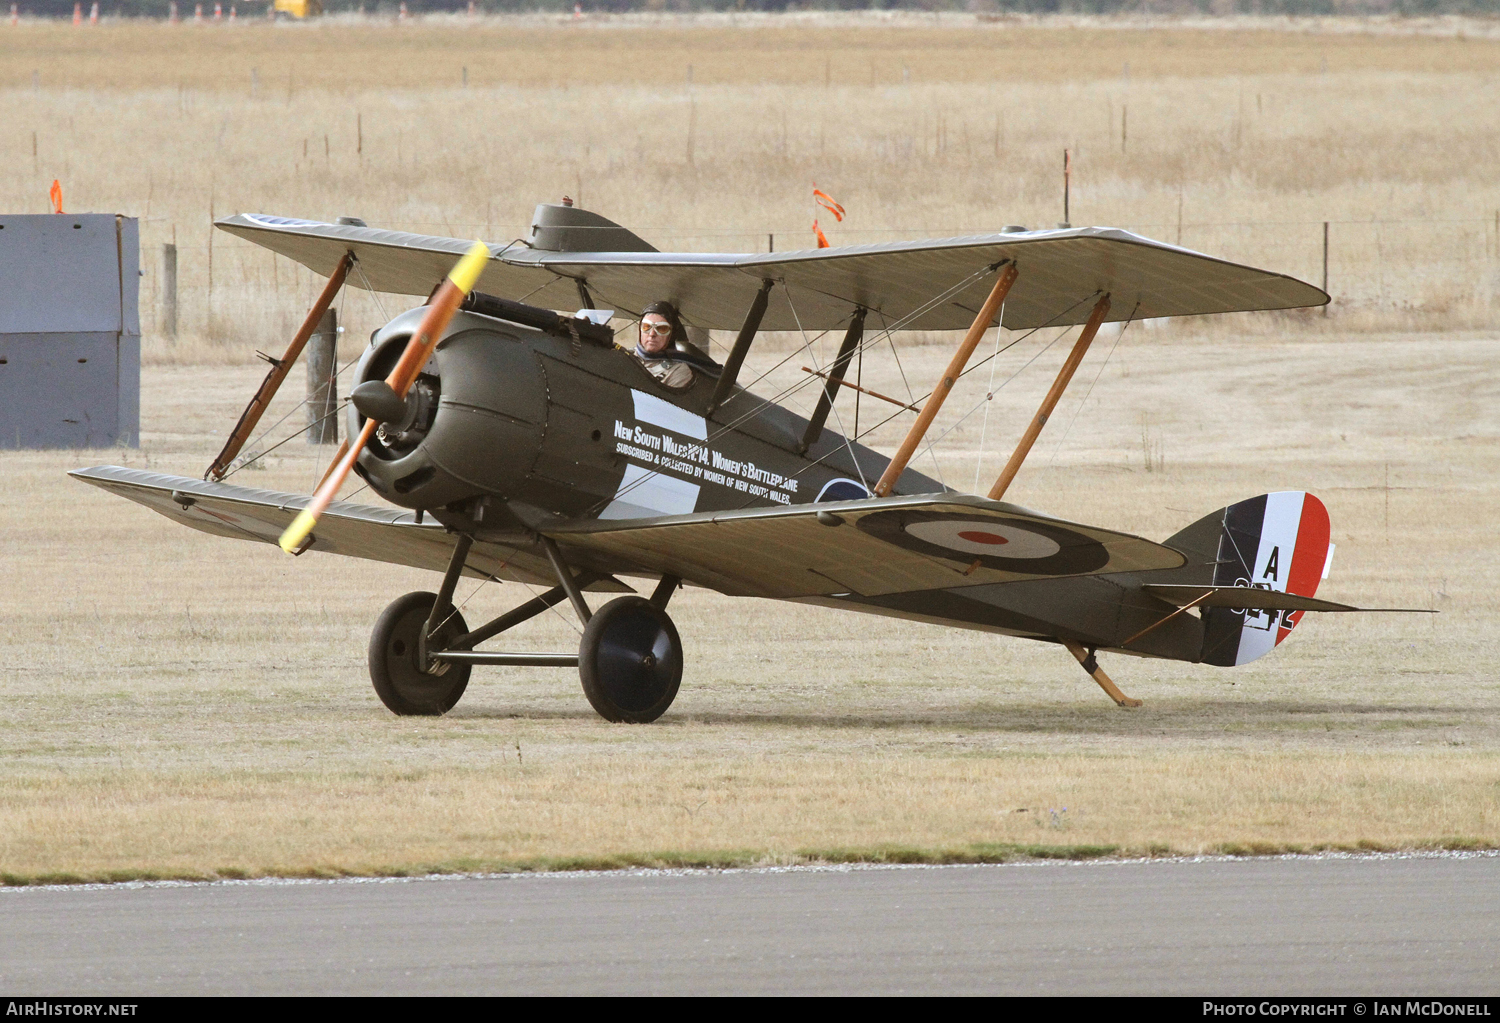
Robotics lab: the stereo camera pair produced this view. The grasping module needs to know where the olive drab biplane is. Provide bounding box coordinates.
[72,201,1421,722]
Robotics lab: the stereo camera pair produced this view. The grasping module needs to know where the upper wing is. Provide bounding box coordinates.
[215,214,1327,332]
[514,230,1328,332]
[69,465,632,592]
[545,493,1187,599]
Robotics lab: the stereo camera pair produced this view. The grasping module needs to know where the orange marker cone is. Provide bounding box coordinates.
[72,3,80,25]
[49,180,63,214]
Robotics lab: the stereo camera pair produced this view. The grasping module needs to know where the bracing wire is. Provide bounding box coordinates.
[879,311,948,492]
[712,265,994,437]
[972,300,1007,494]
[753,293,1100,504]
[475,539,588,637]
[424,574,498,642]
[928,321,1073,449]
[517,276,560,306]
[223,401,350,479]
[351,256,390,325]
[311,277,353,491]
[589,265,996,516]
[781,291,873,495]
[925,291,1104,455]
[1045,301,1139,469]
[230,255,381,479]
[227,352,362,477]
[736,324,837,408]
[423,552,518,642]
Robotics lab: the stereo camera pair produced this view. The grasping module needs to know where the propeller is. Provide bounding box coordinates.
[278,240,491,554]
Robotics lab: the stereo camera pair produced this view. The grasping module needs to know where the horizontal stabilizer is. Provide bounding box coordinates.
[1143,584,1426,614]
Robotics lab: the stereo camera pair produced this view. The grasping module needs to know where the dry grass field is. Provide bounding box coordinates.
[1,15,1497,881]
[5,15,1500,352]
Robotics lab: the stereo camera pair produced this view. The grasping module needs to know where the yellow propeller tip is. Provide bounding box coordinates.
[279,509,318,554]
[447,240,490,296]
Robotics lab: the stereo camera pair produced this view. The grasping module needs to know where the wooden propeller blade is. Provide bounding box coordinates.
[278,240,490,554]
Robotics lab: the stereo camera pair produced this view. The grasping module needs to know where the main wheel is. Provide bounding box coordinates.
[368,590,471,716]
[578,596,683,723]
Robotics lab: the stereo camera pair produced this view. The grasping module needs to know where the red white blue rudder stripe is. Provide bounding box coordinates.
[1201,491,1332,666]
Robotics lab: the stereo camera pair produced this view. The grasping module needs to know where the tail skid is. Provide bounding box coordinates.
[1063,641,1142,708]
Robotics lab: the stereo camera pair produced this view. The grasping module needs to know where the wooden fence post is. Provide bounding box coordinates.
[306,307,338,444]
[1322,221,1330,316]
[162,242,177,340]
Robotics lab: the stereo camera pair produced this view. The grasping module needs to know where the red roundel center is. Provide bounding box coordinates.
[956,530,1008,545]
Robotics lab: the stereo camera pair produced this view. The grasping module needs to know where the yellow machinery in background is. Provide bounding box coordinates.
[273,0,323,17]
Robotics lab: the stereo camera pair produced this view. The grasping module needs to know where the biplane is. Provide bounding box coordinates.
[72,201,1409,722]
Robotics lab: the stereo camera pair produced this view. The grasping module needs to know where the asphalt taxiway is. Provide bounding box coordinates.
[1,855,1496,995]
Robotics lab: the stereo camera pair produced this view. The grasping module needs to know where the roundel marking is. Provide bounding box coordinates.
[855,510,1112,575]
[816,478,872,503]
[903,519,1062,560]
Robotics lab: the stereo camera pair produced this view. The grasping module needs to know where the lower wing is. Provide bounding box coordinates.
[72,466,1184,601]
[68,465,632,592]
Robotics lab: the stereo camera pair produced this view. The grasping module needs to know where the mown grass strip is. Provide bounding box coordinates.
[3,837,1494,887]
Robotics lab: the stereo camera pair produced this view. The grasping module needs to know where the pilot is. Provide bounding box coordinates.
[633,301,717,391]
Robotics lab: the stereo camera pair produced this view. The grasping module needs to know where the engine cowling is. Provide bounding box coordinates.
[349,308,548,514]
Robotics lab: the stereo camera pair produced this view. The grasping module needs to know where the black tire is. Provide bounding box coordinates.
[578,596,683,723]
[368,590,471,716]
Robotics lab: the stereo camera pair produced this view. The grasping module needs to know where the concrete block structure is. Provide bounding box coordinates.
[0,213,140,449]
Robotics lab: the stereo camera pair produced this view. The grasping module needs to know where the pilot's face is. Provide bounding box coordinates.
[640,313,672,354]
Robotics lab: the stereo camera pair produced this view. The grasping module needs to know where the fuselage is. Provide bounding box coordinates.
[347,305,1214,664]
[349,305,939,537]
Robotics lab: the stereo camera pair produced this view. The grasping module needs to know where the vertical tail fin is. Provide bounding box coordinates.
[1188,491,1332,666]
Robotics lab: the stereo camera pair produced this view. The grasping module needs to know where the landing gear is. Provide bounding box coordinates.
[578,596,684,723]
[363,531,685,722]
[368,590,472,716]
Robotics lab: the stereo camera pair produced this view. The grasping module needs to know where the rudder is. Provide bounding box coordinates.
[1195,491,1332,666]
